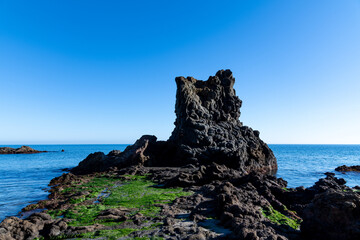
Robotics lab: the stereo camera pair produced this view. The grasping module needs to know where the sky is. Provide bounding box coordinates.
[0,0,359,144]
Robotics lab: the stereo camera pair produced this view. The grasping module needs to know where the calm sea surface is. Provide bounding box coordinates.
[0,144,129,222]
[0,144,360,221]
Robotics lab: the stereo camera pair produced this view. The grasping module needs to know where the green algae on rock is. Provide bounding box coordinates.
[46,173,191,238]
[261,205,301,230]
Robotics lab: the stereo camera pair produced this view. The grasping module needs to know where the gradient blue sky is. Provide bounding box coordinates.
[1,0,359,144]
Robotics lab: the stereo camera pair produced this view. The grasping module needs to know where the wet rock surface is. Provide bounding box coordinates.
[0,146,46,154]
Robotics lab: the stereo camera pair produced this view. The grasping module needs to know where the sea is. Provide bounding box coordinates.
[0,144,360,222]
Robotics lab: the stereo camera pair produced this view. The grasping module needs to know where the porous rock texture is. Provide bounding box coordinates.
[301,188,360,240]
[0,213,68,240]
[72,70,277,175]
[167,69,277,173]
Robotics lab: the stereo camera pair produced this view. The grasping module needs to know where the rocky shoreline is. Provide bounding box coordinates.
[1,70,360,240]
[0,146,47,154]
[3,166,359,240]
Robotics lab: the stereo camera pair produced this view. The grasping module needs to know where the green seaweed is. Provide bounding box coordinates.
[140,222,163,231]
[75,225,164,239]
[47,174,191,239]
[69,195,87,204]
[65,204,108,226]
[79,228,137,239]
[103,176,192,217]
[47,209,67,219]
[130,237,165,240]
[261,205,301,230]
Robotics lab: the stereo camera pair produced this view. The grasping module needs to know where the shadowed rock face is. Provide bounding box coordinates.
[72,70,277,175]
[72,135,157,175]
[302,188,360,240]
[168,69,277,173]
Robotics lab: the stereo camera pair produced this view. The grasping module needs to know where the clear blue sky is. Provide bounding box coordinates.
[0,0,359,144]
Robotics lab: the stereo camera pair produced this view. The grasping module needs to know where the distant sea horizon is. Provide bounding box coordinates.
[3,142,359,148]
[1,144,360,221]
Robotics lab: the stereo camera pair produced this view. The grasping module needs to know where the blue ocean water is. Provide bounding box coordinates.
[272,144,360,188]
[0,144,128,222]
[0,144,360,222]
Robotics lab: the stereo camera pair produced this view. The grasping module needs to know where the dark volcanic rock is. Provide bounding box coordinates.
[72,135,157,174]
[153,167,301,240]
[71,152,108,174]
[301,189,360,240]
[335,165,360,172]
[0,146,46,154]
[71,70,277,175]
[160,168,360,240]
[275,172,350,217]
[0,213,68,240]
[166,69,277,173]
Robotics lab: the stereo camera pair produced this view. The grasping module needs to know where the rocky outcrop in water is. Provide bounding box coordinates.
[0,146,46,154]
[72,70,277,175]
[335,165,360,172]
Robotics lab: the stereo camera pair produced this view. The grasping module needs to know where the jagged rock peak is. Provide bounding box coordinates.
[169,69,243,145]
[174,69,241,125]
[168,69,277,173]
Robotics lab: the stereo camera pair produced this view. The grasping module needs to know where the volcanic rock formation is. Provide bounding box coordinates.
[167,69,277,173]
[72,70,277,175]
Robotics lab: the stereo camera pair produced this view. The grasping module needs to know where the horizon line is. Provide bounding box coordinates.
[0,143,360,145]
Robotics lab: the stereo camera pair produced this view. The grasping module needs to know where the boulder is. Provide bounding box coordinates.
[301,189,360,240]
[71,152,108,174]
